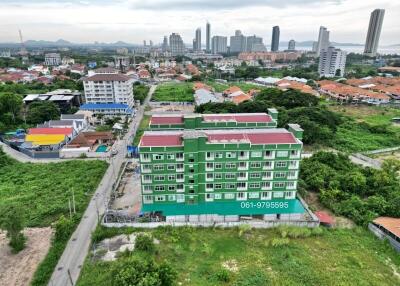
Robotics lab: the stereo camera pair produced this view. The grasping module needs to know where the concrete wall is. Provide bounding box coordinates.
[60,148,109,158]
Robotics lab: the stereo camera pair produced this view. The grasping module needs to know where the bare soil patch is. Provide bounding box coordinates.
[0,227,53,286]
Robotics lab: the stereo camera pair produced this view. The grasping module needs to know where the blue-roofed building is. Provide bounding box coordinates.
[80,103,133,116]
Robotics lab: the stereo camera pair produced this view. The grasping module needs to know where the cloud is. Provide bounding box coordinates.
[129,0,342,10]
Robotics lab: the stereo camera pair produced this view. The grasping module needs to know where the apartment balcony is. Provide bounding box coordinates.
[237,176,248,181]
[141,168,151,173]
[176,187,185,193]
[176,177,184,183]
[143,179,152,184]
[176,167,184,172]
[140,156,151,163]
[176,156,184,162]
[237,186,248,191]
[290,152,301,159]
[288,162,299,170]
[238,165,248,171]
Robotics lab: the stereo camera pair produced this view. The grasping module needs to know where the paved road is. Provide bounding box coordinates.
[48,85,156,286]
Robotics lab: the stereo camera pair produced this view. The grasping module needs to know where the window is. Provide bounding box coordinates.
[274,191,284,198]
[226,183,235,189]
[249,192,259,199]
[285,191,295,199]
[188,158,195,163]
[237,192,247,200]
[237,172,247,180]
[168,185,176,191]
[290,150,300,158]
[176,163,184,171]
[262,172,272,180]
[249,183,260,188]
[143,175,152,182]
[205,193,214,201]
[167,164,175,170]
[215,152,223,159]
[225,173,236,179]
[166,154,175,160]
[287,171,298,179]
[215,173,223,179]
[251,151,262,158]
[154,175,165,181]
[177,194,185,202]
[250,172,261,179]
[275,172,286,179]
[206,152,214,159]
[250,162,261,168]
[237,182,247,189]
[214,193,222,199]
[154,186,165,191]
[143,195,153,203]
[153,154,164,160]
[206,162,214,170]
[224,193,235,199]
[143,185,152,193]
[189,179,195,184]
[274,182,285,188]
[177,184,184,192]
[141,153,150,161]
[176,153,184,161]
[261,182,271,190]
[263,161,273,169]
[287,181,297,189]
[215,163,223,169]
[276,151,289,157]
[206,173,214,181]
[142,164,151,172]
[261,191,271,200]
[226,152,236,158]
[238,162,248,170]
[276,161,287,168]
[226,163,236,169]
[215,183,222,189]
[239,151,249,159]
[155,195,166,201]
[153,164,164,171]
[206,183,214,191]
[264,150,274,158]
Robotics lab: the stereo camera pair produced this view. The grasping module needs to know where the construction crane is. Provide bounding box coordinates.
[18,29,28,56]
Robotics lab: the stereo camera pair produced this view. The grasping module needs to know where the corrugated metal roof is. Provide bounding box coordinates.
[25,134,66,145]
[373,217,400,238]
[28,128,73,135]
[80,103,129,109]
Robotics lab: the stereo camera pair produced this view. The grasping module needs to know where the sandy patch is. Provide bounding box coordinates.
[0,227,53,286]
[222,259,239,273]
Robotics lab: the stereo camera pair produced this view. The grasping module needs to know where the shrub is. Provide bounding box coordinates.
[234,269,270,286]
[214,269,231,282]
[135,233,155,253]
[270,238,290,247]
[278,226,312,239]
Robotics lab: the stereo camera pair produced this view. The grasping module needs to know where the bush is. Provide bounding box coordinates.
[270,238,290,247]
[234,269,270,286]
[278,226,312,239]
[214,269,231,282]
[135,233,155,253]
[9,232,26,253]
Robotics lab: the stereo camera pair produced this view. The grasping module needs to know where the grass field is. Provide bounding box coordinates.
[152,83,194,102]
[77,226,400,286]
[0,154,108,227]
[205,81,265,93]
[133,114,150,146]
[328,105,400,153]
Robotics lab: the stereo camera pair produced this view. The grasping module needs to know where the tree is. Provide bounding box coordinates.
[26,101,60,124]
[112,257,176,286]
[0,205,26,253]
[0,93,23,124]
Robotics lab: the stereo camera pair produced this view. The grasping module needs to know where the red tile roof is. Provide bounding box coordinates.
[84,74,130,81]
[150,115,183,125]
[203,114,272,123]
[28,127,73,135]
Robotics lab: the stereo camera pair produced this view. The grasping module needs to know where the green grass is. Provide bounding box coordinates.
[133,114,150,146]
[77,226,400,286]
[152,83,194,102]
[0,149,108,285]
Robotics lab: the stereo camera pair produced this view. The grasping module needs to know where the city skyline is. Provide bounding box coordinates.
[0,1,399,46]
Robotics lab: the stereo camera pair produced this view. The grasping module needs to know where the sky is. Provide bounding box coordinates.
[0,0,399,46]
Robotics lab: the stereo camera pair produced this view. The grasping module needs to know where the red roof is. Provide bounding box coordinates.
[28,127,73,135]
[140,130,297,147]
[315,211,334,225]
[150,116,183,125]
[203,114,272,123]
[140,134,182,147]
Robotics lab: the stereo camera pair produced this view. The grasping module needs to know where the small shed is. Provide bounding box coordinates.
[315,211,335,227]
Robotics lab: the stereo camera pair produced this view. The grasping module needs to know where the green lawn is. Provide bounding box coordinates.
[77,226,400,286]
[133,114,150,146]
[152,83,194,102]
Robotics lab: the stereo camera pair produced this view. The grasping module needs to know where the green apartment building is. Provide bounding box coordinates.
[139,115,305,223]
[148,110,278,130]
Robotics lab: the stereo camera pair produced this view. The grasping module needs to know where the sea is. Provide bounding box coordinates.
[274,45,400,55]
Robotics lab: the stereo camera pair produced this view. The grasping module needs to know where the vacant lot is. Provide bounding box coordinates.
[153,83,194,102]
[78,226,400,286]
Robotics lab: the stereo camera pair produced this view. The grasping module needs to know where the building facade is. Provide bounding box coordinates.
[169,33,186,56]
[206,22,211,53]
[271,26,280,52]
[288,40,296,51]
[246,35,265,52]
[211,36,228,54]
[318,46,347,77]
[83,69,134,107]
[139,123,304,221]
[230,30,247,53]
[45,53,61,66]
[194,28,202,51]
[149,112,278,130]
[316,26,330,56]
[364,9,385,57]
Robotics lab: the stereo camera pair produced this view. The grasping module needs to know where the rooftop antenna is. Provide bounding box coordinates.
[18,29,28,55]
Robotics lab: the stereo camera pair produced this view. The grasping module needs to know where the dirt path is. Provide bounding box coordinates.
[0,227,53,286]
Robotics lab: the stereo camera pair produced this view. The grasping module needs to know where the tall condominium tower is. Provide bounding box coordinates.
[316,26,330,56]
[318,46,347,78]
[211,36,228,54]
[288,40,296,51]
[162,36,169,52]
[206,22,211,53]
[230,30,247,53]
[364,9,385,57]
[246,35,265,52]
[169,33,186,56]
[271,26,280,52]
[194,28,202,51]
